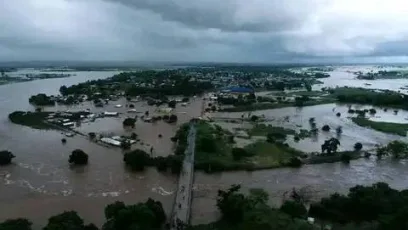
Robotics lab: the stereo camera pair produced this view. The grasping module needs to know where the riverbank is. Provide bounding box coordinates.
[219,99,335,112]
[351,117,408,136]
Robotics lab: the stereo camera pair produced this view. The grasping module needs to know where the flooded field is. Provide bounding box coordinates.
[214,103,407,152]
[1,67,408,227]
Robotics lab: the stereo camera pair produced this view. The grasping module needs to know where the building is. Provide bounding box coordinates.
[100,137,121,146]
[103,111,119,117]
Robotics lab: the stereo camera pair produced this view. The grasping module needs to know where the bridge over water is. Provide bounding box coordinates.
[170,122,196,230]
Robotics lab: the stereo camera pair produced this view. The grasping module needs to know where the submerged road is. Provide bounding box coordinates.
[170,122,196,230]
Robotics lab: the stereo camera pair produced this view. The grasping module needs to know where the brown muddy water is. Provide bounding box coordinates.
[1,68,408,228]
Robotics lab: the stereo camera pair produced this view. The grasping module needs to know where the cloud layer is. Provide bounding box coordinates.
[1,0,408,63]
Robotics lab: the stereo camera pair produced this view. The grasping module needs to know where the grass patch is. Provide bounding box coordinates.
[351,117,408,136]
[187,121,303,172]
[243,141,302,168]
[247,124,296,136]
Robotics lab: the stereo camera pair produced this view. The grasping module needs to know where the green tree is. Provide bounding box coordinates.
[322,124,331,131]
[231,148,252,161]
[321,138,340,154]
[250,115,259,122]
[0,218,32,230]
[68,149,88,165]
[105,201,126,220]
[122,118,136,128]
[43,211,85,230]
[280,201,307,219]
[123,149,151,171]
[354,142,363,151]
[168,100,176,108]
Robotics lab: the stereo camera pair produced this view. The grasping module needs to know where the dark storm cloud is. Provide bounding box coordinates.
[104,0,310,33]
[1,0,408,62]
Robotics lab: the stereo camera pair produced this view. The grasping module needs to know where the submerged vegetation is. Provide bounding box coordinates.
[123,149,183,174]
[351,117,408,136]
[0,150,15,165]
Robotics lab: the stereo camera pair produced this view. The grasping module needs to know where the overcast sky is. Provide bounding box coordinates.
[2,0,408,63]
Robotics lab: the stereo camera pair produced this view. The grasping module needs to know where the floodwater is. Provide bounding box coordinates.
[215,103,408,153]
[0,70,178,228]
[316,66,408,93]
[1,66,408,227]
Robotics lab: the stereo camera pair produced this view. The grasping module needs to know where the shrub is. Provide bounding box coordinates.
[168,100,176,108]
[88,132,96,139]
[0,151,15,165]
[354,142,363,151]
[287,157,302,168]
[168,114,178,123]
[369,108,377,114]
[250,115,259,122]
[124,149,151,171]
[340,153,351,164]
[280,201,307,219]
[123,118,136,128]
[232,148,252,161]
[322,125,331,131]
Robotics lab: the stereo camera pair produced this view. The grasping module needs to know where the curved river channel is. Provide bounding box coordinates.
[0,67,408,228]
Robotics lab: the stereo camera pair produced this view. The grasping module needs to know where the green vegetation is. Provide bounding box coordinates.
[9,111,89,131]
[0,198,166,230]
[68,149,89,165]
[0,218,32,230]
[9,111,54,129]
[243,141,303,168]
[309,182,408,229]
[321,138,340,154]
[221,87,408,112]
[352,117,408,136]
[331,87,408,109]
[28,93,55,106]
[174,121,303,172]
[247,124,296,136]
[6,182,408,230]
[123,149,183,174]
[376,140,408,159]
[0,150,15,165]
[59,70,213,98]
[220,98,335,112]
[356,70,407,80]
[189,185,315,230]
[122,118,136,128]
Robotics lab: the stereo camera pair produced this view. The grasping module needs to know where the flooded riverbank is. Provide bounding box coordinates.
[1,66,408,227]
[191,157,408,225]
[0,70,179,227]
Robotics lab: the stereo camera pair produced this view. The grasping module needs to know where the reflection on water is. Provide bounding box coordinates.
[1,67,408,226]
